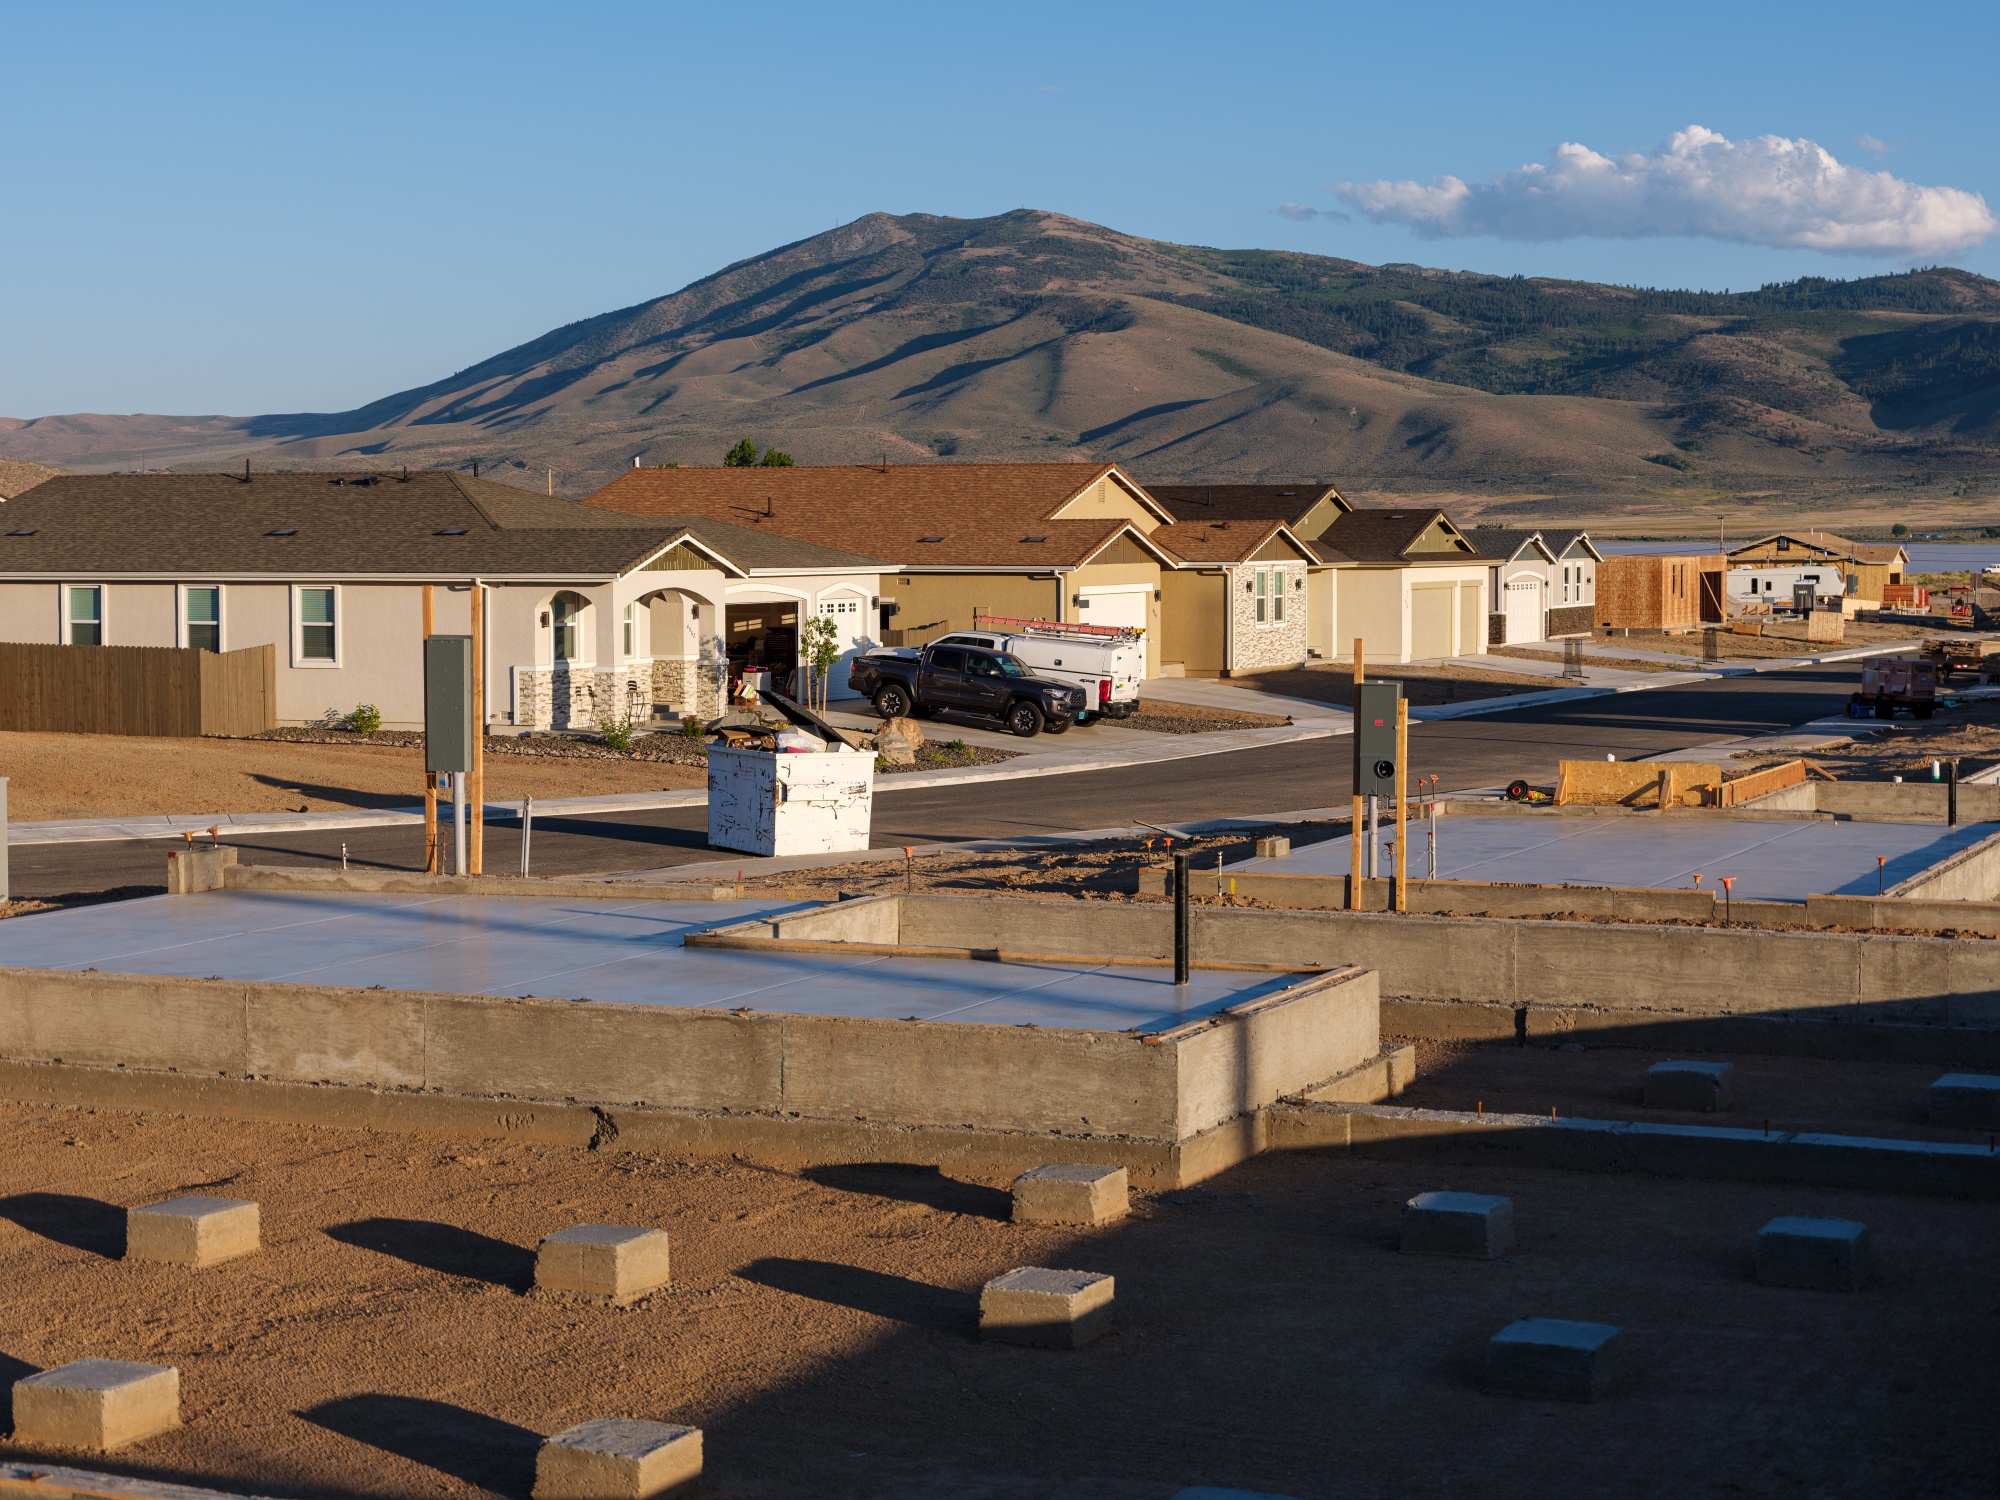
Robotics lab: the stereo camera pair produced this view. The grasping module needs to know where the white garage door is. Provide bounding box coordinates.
[1077,589,1147,632]
[1504,580,1542,644]
[1410,585,1453,660]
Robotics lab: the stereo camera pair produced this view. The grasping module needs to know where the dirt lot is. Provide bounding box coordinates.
[0,1106,1987,1499]
[1734,694,2000,779]
[0,733,707,822]
[1221,663,1560,709]
[1497,618,1942,670]
[1124,699,1290,733]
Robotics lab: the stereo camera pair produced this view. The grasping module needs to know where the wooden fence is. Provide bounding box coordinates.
[0,642,275,737]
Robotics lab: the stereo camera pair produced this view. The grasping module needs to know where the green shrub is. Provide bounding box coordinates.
[346,703,382,734]
[678,716,707,739]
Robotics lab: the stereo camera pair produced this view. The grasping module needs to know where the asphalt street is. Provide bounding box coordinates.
[8,664,1859,899]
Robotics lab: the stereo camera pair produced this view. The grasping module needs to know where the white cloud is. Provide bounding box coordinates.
[1855,133,1891,158]
[1271,201,1348,222]
[1335,126,1996,257]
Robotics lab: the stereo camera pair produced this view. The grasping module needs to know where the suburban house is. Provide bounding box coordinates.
[0,471,891,730]
[1148,518,1316,676]
[1467,527,1602,644]
[1595,552,1726,632]
[1147,484,1492,664]
[1722,531,1907,611]
[584,462,1183,677]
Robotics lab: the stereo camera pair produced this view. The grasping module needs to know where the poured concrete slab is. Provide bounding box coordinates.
[1245,815,1994,903]
[0,891,1281,1033]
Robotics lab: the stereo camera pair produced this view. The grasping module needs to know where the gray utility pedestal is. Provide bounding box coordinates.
[1011,1164,1129,1226]
[1756,1217,1870,1291]
[126,1195,260,1267]
[1930,1073,2000,1129]
[12,1360,180,1450]
[1645,1060,1735,1112]
[1401,1192,1515,1258]
[1485,1319,1624,1401]
[980,1268,1115,1348]
[536,1225,672,1305]
[533,1418,702,1500]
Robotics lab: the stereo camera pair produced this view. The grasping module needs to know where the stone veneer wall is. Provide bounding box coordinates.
[515,664,654,731]
[651,657,728,721]
[1227,562,1309,672]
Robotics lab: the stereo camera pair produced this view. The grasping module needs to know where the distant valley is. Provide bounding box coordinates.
[7,209,2000,530]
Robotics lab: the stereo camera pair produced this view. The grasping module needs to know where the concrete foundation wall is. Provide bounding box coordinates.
[1744,780,2000,822]
[1885,827,2000,901]
[1137,866,1720,921]
[0,955,1377,1146]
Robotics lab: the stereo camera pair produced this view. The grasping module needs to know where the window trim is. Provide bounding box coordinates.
[291,583,342,668]
[549,590,590,667]
[179,583,224,652]
[61,582,106,646]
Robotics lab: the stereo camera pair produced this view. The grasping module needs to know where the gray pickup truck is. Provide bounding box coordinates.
[846,642,1085,737]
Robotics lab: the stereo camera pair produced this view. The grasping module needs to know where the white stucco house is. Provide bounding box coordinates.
[0,470,894,732]
[1467,527,1602,644]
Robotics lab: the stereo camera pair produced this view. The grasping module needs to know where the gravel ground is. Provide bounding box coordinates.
[1119,700,1290,734]
[0,732,707,822]
[0,1106,1988,1499]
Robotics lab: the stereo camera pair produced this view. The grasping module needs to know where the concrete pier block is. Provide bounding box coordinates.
[1011,1164,1128,1226]
[1644,1059,1735,1111]
[1254,837,1291,859]
[125,1196,259,1267]
[1931,1073,2000,1130]
[1400,1191,1515,1258]
[1756,1216,1870,1290]
[1485,1319,1623,1401]
[12,1360,180,1450]
[533,1418,702,1500]
[979,1267,1114,1349]
[536,1226,672,1306]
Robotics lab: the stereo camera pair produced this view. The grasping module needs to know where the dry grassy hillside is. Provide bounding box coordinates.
[6,210,2000,530]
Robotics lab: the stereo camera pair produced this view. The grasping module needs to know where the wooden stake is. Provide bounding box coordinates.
[1393,696,1409,912]
[422,585,438,875]
[470,581,485,876]
[1350,637,1365,911]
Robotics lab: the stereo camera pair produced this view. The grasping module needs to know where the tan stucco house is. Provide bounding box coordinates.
[0,471,892,731]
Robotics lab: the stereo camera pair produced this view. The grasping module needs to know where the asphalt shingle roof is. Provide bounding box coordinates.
[0,472,892,577]
[1313,508,1478,565]
[1145,484,1345,527]
[1150,519,1308,564]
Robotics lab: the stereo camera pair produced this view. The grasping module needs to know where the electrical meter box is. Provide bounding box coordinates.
[1354,681,1402,796]
[424,634,475,774]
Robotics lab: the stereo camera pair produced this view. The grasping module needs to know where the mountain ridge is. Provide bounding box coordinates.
[6,209,2000,521]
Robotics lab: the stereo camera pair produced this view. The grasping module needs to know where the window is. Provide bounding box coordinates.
[928,647,965,672]
[297,587,336,661]
[622,602,635,658]
[550,592,585,661]
[1255,569,1267,624]
[66,585,102,646]
[184,586,220,652]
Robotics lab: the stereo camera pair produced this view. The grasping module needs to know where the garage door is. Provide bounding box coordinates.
[1504,580,1542,644]
[1410,585,1453,659]
[1078,589,1147,632]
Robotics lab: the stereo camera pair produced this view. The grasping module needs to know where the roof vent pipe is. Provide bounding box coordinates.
[633,455,641,468]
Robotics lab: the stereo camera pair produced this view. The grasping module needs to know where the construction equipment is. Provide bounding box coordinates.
[1923,637,2000,681]
[1850,657,1938,719]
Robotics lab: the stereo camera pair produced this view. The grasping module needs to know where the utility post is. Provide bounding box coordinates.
[1354,678,1402,913]
[469,580,485,876]
[1394,696,1410,912]
[424,634,475,877]
[1349,638,1364,910]
[422,585,438,874]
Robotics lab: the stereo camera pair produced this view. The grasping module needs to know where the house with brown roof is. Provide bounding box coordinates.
[0,472,893,730]
[1148,519,1318,676]
[1722,530,1908,611]
[1150,484,1491,665]
[584,461,1182,676]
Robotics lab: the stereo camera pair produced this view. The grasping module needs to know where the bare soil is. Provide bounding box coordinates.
[0,1105,1988,1499]
[1222,663,1560,709]
[0,732,705,822]
[1122,700,1290,734]
[1733,695,2000,779]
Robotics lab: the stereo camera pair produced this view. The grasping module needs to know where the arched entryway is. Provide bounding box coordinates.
[638,584,725,721]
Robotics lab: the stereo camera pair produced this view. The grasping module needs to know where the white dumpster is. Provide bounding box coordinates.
[706,746,874,856]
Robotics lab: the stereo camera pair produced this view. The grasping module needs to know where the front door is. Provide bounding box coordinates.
[922,646,976,710]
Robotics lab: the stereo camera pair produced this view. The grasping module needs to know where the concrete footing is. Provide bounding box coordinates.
[979,1268,1114,1349]
[1400,1191,1514,1258]
[1645,1060,1735,1112]
[125,1196,259,1267]
[1756,1216,1870,1290]
[533,1418,703,1499]
[1485,1319,1623,1401]
[1011,1164,1128,1226]
[535,1225,672,1305]
[12,1360,180,1450]
[1930,1073,2000,1129]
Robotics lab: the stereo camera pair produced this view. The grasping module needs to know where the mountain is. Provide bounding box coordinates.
[7,209,2000,524]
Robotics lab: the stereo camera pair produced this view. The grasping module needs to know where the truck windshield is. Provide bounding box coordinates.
[996,655,1031,677]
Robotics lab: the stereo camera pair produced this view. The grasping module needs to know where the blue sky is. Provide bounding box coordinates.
[3,0,1996,417]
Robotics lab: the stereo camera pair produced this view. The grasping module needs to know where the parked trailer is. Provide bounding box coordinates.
[1850,657,1938,719]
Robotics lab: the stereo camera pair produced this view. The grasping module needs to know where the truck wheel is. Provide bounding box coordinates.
[874,685,911,720]
[1006,701,1046,738]
[1042,714,1072,735]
